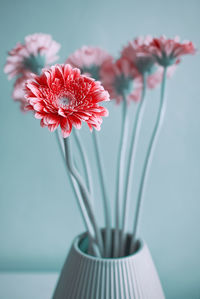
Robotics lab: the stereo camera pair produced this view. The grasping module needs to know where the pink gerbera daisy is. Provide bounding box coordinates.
[147,36,196,67]
[4,33,60,79]
[66,46,113,81]
[100,57,143,104]
[25,64,110,137]
[121,36,155,74]
[121,36,176,89]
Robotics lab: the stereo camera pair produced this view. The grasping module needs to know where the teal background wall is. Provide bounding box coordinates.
[0,0,200,298]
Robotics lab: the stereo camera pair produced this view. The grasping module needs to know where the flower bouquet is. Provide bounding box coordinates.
[5,33,195,298]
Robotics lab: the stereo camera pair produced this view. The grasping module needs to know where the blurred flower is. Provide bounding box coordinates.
[12,74,32,112]
[147,36,196,67]
[66,46,113,80]
[121,36,155,74]
[4,33,60,79]
[25,64,110,137]
[100,57,142,104]
[121,36,176,89]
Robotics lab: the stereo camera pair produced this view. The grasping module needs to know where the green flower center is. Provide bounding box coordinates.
[81,65,100,80]
[135,57,155,75]
[155,52,176,67]
[114,75,134,96]
[23,54,45,74]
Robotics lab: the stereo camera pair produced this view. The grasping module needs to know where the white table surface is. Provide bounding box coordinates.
[0,273,59,299]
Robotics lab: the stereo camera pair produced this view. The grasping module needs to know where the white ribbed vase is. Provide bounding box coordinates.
[53,232,165,299]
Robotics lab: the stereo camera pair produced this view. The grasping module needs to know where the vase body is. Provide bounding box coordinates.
[53,231,165,299]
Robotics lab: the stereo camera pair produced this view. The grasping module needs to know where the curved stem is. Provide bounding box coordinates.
[55,130,65,163]
[72,130,95,255]
[73,130,94,200]
[55,130,101,256]
[63,137,104,256]
[93,131,111,257]
[130,67,167,253]
[120,75,147,256]
[114,97,129,257]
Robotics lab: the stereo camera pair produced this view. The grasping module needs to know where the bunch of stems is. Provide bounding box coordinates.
[55,66,167,258]
[55,128,111,258]
[117,67,167,255]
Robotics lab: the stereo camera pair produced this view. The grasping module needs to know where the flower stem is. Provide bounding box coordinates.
[73,130,94,201]
[120,75,147,256]
[114,97,129,257]
[93,131,111,257]
[55,130,100,256]
[59,133,104,256]
[72,130,95,254]
[130,67,167,254]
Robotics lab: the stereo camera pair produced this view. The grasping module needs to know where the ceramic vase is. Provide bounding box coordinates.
[53,231,165,299]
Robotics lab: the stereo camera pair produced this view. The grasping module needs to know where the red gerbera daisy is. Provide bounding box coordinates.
[147,36,195,67]
[25,64,110,137]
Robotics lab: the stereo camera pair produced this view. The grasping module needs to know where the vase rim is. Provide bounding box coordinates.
[72,231,145,262]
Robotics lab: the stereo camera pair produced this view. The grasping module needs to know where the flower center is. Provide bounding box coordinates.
[81,65,100,80]
[58,91,77,108]
[135,57,155,74]
[23,54,45,75]
[114,75,134,96]
[155,52,176,67]
[59,98,70,106]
